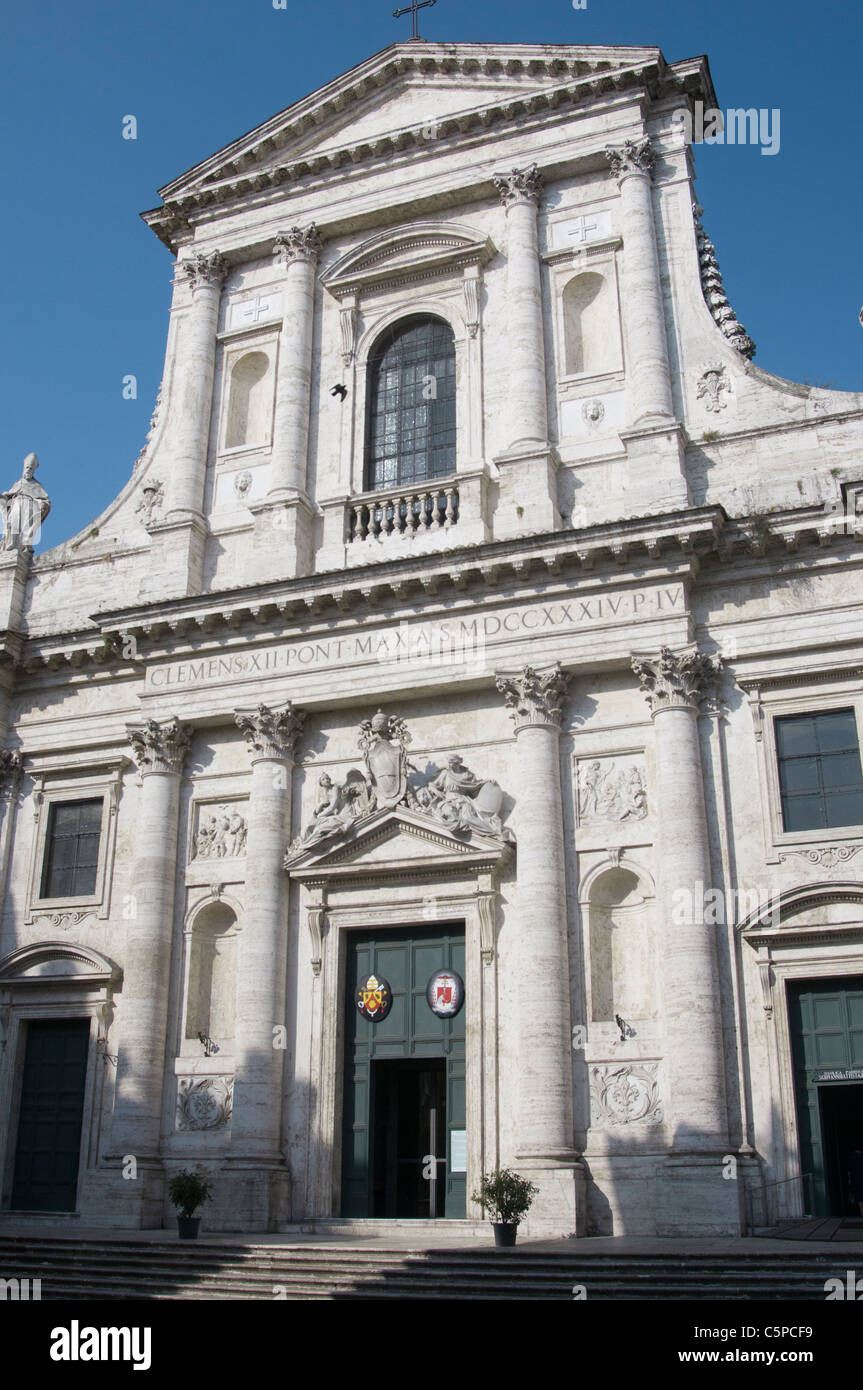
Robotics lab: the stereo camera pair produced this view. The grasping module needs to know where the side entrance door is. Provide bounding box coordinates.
[788,977,863,1216]
[341,924,466,1218]
[10,1018,90,1212]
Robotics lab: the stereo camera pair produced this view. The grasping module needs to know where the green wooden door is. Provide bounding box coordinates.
[342,924,466,1218]
[788,977,863,1215]
[11,1018,90,1212]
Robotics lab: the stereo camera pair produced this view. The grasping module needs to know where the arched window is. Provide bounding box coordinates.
[364,316,456,490]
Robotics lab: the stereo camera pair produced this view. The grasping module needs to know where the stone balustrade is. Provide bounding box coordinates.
[347,481,459,544]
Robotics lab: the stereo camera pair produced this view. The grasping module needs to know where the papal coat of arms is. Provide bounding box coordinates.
[356,973,393,1022]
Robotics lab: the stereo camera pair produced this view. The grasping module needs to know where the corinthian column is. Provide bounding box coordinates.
[605,140,674,425]
[630,647,729,1152]
[269,226,321,502]
[228,702,305,1229]
[494,663,582,1233]
[167,252,229,521]
[112,718,190,1225]
[493,167,548,449]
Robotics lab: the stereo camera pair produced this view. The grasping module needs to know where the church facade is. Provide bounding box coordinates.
[1,40,862,1238]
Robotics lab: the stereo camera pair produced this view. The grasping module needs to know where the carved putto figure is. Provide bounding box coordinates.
[0,453,50,551]
[194,806,248,859]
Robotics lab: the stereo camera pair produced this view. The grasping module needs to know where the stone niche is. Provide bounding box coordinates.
[184,900,238,1053]
[587,866,657,1022]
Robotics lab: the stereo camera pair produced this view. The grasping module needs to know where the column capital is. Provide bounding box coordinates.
[495,662,569,732]
[273,224,322,265]
[493,165,543,208]
[235,701,305,762]
[180,251,229,292]
[631,646,723,714]
[127,717,191,775]
[605,138,656,183]
[0,748,22,796]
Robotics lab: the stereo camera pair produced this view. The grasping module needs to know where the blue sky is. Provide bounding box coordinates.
[2,0,861,552]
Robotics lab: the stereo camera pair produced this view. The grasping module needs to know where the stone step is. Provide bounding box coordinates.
[0,1238,853,1300]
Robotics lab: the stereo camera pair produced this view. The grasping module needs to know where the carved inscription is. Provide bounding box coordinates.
[146,585,685,691]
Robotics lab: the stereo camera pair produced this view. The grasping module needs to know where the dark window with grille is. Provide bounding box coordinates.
[365,316,456,491]
[40,799,103,899]
[775,710,863,832]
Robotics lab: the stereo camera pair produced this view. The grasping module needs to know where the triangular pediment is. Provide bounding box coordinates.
[285,804,513,880]
[151,39,683,211]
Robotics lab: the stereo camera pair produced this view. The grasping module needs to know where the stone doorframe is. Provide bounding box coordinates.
[0,942,123,1215]
[740,882,863,1224]
[289,827,511,1220]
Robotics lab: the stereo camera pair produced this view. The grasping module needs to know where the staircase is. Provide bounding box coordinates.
[0,1235,860,1300]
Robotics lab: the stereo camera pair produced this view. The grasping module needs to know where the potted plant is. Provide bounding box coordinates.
[472,1167,538,1248]
[168,1169,212,1240]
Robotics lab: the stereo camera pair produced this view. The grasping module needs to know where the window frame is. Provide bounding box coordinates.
[363,313,458,494]
[39,797,104,902]
[745,682,863,862]
[774,708,863,835]
[26,766,124,923]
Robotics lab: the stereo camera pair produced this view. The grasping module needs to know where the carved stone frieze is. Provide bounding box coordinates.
[779,844,863,869]
[193,804,248,860]
[495,662,569,731]
[181,251,229,291]
[273,224,322,264]
[631,647,723,714]
[577,758,647,822]
[493,165,543,207]
[127,717,191,775]
[235,702,305,762]
[605,139,655,181]
[176,1076,233,1131]
[32,910,90,930]
[590,1062,663,1126]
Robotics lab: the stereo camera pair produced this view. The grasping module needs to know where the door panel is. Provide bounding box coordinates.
[11,1018,90,1212]
[342,924,466,1218]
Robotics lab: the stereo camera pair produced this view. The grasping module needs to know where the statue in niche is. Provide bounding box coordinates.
[415,753,511,839]
[0,453,50,551]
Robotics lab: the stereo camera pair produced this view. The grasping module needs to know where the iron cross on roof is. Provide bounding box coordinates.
[393,0,437,41]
